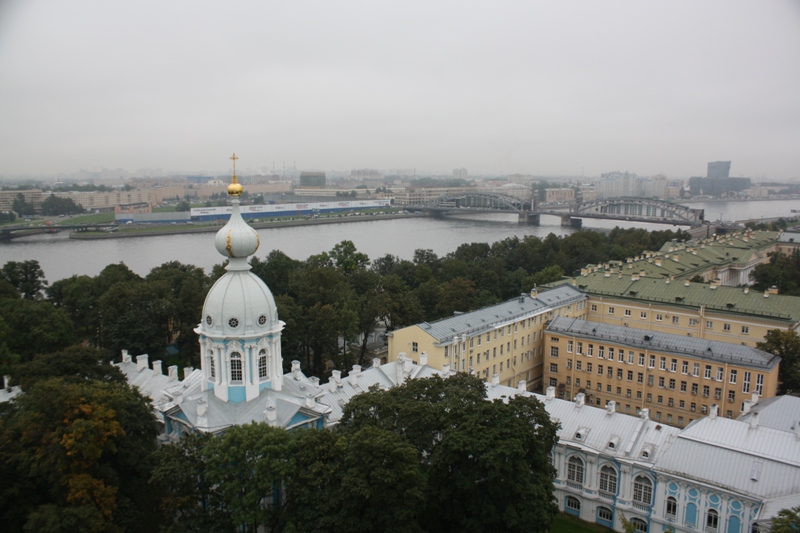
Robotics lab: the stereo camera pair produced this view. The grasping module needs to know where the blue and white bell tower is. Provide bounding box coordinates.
[194,153,284,403]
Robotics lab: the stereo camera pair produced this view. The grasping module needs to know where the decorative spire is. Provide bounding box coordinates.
[227,153,243,197]
[214,153,259,269]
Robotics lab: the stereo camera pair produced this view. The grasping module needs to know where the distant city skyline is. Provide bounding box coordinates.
[1,1,798,180]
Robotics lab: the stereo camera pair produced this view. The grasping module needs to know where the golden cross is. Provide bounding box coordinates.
[230,153,238,176]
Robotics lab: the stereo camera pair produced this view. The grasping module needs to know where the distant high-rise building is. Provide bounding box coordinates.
[707,161,731,179]
[299,172,326,188]
[453,168,468,180]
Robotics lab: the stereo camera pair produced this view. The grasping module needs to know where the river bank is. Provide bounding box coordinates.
[68,212,425,240]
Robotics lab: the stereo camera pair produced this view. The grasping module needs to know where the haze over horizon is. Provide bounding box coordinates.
[0,1,798,180]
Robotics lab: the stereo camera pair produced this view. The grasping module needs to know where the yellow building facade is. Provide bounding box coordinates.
[543,316,780,428]
[387,285,587,391]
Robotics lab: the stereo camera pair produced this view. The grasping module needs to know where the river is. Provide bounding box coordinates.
[1,199,796,284]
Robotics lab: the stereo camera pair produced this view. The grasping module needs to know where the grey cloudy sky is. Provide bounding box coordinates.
[0,0,798,179]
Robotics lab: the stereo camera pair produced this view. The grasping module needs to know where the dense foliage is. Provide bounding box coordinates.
[150,374,560,533]
[751,250,800,297]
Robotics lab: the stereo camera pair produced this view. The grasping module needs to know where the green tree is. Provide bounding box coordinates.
[770,506,800,533]
[0,378,159,532]
[12,345,123,391]
[0,298,74,362]
[202,423,291,533]
[40,195,84,216]
[286,427,426,533]
[757,329,800,394]
[751,251,800,296]
[12,193,35,216]
[175,201,191,212]
[339,374,560,533]
[1,259,47,299]
[150,433,233,533]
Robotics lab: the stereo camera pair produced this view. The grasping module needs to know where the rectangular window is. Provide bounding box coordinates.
[648,375,654,386]
[730,370,738,384]
[587,344,594,356]
[513,340,517,349]
[690,402,696,412]
[714,388,722,400]
[500,345,504,355]
[703,385,710,397]
[567,340,573,353]
[669,379,676,390]
[637,372,644,384]
[493,364,497,375]
[672,316,679,324]
[657,395,663,404]
[743,371,751,393]
[638,353,645,366]
[577,342,583,355]
[486,333,491,342]
[659,357,667,370]
[670,359,677,372]
[681,361,689,374]
[658,376,665,387]
[656,313,663,321]
[689,318,699,326]
[640,311,647,319]
[693,363,700,377]
[576,361,582,371]
[500,362,504,372]
[607,384,612,392]
[627,370,634,381]
[742,326,749,334]
[668,397,674,407]
[706,320,713,329]
[724,323,731,332]
[692,383,698,395]
[626,389,632,398]
[587,362,593,373]
[608,307,615,315]
[599,346,605,359]
[477,336,481,346]
[590,304,597,312]
[566,359,572,370]
[618,350,625,363]
[636,390,642,399]
[728,390,735,403]
[679,400,685,408]
[607,367,613,378]
[649,355,656,368]
[549,377,557,387]
[756,374,764,396]
[705,365,712,379]
[624,309,631,317]
[617,369,623,380]
[680,381,687,392]
[628,351,634,364]
[598,364,604,375]
[469,338,474,348]
[575,378,580,387]
[477,353,481,364]
[608,347,614,360]
[469,356,474,367]
[647,393,652,402]
[412,342,419,352]
[716,367,724,381]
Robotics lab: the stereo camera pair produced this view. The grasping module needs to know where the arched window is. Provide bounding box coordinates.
[230,352,243,382]
[631,517,648,532]
[633,475,653,505]
[258,349,268,380]
[599,465,617,495]
[565,496,581,511]
[706,509,719,532]
[597,507,613,522]
[666,497,677,519]
[567,456,584,484]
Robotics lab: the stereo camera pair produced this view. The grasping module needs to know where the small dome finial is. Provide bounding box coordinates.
[228,152,243,197]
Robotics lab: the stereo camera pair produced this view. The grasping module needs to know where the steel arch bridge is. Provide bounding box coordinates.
[423,192,533,212]
[568,197,704,226]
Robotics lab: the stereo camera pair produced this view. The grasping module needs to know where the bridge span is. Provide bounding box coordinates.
[414,193,705,227]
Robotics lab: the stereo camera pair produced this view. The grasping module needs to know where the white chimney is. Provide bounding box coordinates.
[751,392,759,405]
[749,411,759,430]
[305,396,315,408]
[152,360,162,375]
[492,374,500,387]
[332,369,342,386]
[741,400,752,415]
[264,403,277,423]
[196,399,208,417]
[517,380,526,392]
[419,352,428,366]
[403,357,413,374]
[136,354,149,372]
[328,378,337,392]
[574,392,585,407]
[349,366,361,387]
[183,366,193,380]
[709,404,719,419]
[292,360,302,380]
[168,365,178,382]
[606,400,616,414]
[641,408,649,419]
[545,386,555,400]
[372,357,381,368]
[121,349,131,363]
[442,363,451,375]
[309,377,320,388]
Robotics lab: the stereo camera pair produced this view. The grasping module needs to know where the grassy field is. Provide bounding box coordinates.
[551,513,614,533]
[56,212,115,224]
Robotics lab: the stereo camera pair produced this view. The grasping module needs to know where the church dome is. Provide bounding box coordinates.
[200,270,279,337]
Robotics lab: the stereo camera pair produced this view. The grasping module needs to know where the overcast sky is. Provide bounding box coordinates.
[0,1,798,180]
